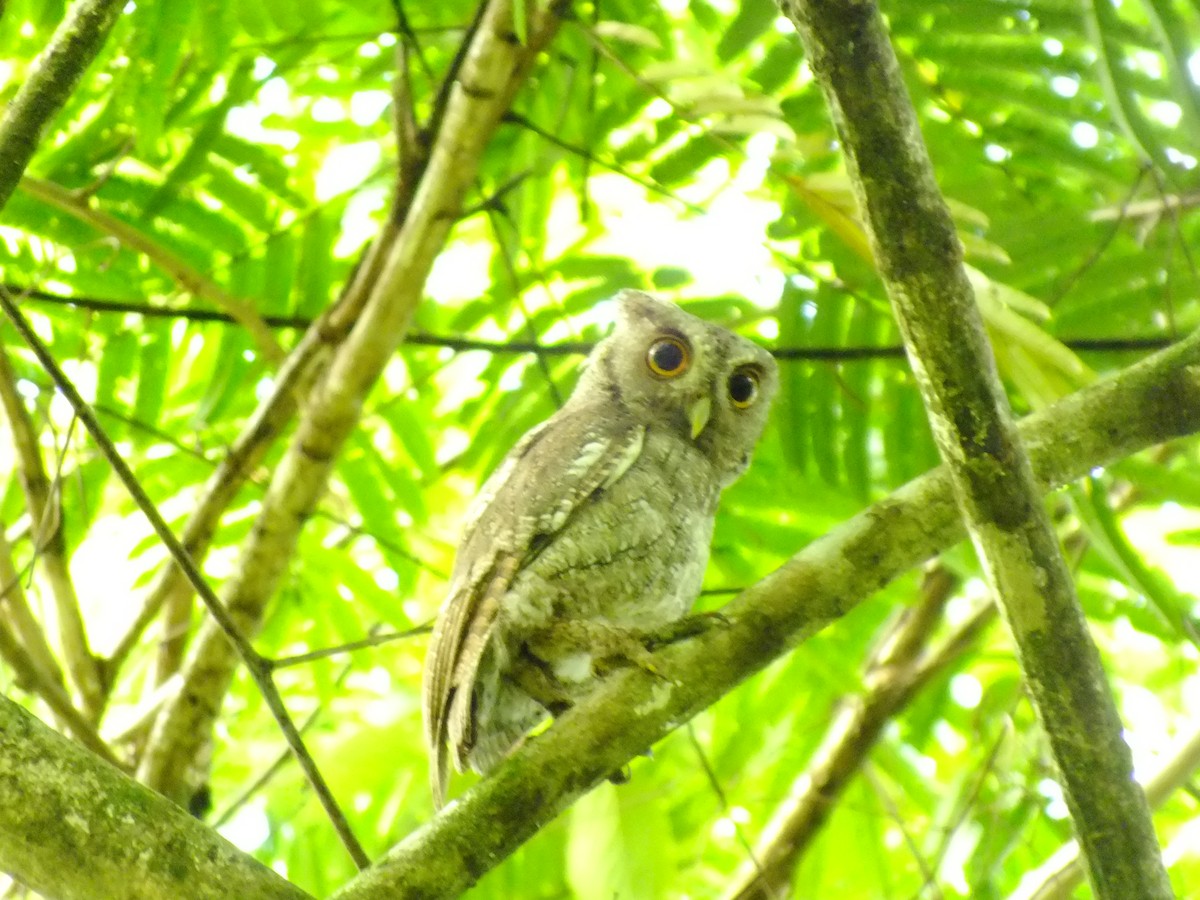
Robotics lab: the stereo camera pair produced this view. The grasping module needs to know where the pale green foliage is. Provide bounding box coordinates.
[2,0,1200,897]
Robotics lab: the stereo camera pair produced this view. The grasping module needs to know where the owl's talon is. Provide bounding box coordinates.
[594,643,662,680]
[606,747,653,787]
[643,610,731,651]
[608,765,632,785]
[509,652,574,716]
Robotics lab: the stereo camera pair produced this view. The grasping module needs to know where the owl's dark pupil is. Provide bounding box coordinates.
[650,340,684,373]
[728,372,756,404]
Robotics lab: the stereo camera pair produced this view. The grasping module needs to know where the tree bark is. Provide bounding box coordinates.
[0,0,125,214]
[0,695,310,900]
[778,2,1172,897]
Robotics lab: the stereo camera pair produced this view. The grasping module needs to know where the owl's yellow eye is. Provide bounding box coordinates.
[728,368,759,408]
[646,337,690,377]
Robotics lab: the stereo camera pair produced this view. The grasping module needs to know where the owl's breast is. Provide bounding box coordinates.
[503,427,719,634]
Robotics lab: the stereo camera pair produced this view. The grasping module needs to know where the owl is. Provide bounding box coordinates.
[423,290,778,806]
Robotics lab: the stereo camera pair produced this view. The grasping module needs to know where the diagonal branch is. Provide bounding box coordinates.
[724,567,996,900]
[329,319,1200,900]
[1010,724,1200,900]
[136,0,569,814]
[0,292,369,869]
[780,2,1170,897]
[0,0,125,213]
[0,518,68,694]
[17,176,283,364]
[0,346,103,717]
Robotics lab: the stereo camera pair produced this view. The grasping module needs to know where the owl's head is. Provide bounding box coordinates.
[581,290,778,484]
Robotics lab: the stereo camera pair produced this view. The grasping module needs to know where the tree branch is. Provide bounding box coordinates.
[0,292,369,869]
[13,285,1178,358]
[329,318,1200,899]
[137,0,568,815]
[1010,724,1200,900]
[724,567,996,900]
[17,176,284,364]
[0,694,311,900]
[0,346,103,717]
[0,516,68,696]
[0,0,124,213]
[780,2,1170,897]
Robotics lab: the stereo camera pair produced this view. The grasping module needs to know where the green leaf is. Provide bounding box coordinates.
[567,782,674,900]
[133,320,172,434]
[716,0,778,63]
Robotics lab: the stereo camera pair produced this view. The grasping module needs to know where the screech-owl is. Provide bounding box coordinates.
[423,290,778,806]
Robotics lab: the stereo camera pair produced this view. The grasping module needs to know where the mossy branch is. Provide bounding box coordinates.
[778,2,1171,897]
[0,0,125,213]
[0,694,310,900]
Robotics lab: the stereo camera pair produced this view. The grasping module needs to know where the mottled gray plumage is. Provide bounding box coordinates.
[423,290,777,806]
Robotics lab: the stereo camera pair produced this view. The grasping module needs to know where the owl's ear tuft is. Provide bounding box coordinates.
[614,288,652,305]
[613,289,674,328]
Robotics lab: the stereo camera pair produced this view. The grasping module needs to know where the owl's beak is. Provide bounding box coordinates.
[688,396,712,440]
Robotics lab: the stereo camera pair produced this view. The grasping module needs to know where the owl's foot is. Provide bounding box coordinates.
[608,765,632,785]
[643,610,731,651]
[508,652,574,717]
[525,620,665,681]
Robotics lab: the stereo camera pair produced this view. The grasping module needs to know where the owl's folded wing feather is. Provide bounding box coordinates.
[423,408,646,806]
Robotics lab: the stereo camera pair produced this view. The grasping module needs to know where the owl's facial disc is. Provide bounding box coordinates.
[688,395,712,439]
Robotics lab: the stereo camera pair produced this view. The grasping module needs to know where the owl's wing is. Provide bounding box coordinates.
[424,410,646,806]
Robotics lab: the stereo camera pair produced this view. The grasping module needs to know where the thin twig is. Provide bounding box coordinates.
[1152,166,1200,336]
[920,718,1016,899]
[505,111,707,214]
[268,624,431,670]
[862,765,943,899]
[1050,167,1148,305]
[485,207,566,407]
[686,725,770,893]
[214,641,368,828]
[15,287,1179,358]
